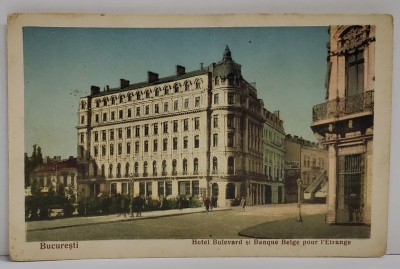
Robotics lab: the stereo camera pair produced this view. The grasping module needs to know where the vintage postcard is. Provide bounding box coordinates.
[8,13,393,260]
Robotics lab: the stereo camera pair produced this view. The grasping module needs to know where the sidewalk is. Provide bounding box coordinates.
[238,214,371,239]
[27,207,230,231]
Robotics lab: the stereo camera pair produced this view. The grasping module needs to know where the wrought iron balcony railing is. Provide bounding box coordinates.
[312,91,374,122]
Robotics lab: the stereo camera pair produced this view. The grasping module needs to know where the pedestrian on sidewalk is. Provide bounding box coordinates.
[240,197,246,212]
[204,196,211,212]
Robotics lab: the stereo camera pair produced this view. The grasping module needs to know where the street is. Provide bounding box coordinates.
[27,204,327,241]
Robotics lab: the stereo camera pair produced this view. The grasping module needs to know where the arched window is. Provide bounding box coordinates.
[174,83,180,93]
[212,183,219,196]
[134,162,139,175]
[143,161,148,176]
[119,95,124,103]
[109,164,113,178]
[155,88,160,97]
[111,96,116,105]
[162,160,167,174]
[182,159,188,174]
[228,157,234,174]
[96,100,101,108]
[81,101,86,110]
[127,93,132,102]
[193,158,199,174]
[153,161,157,175]
[136,91,141,100]
[117,163,121,178]
[195,80,201,89]
[215,76,220,85]
[101,164,105,177]
[164,86,169,95]
[103,98,107,106]
[125,163,129,177]
[145,90,150,98]
[226,183,235,199]
[172,159,177,174]
[184,81,190,91]
[212,157,218,173]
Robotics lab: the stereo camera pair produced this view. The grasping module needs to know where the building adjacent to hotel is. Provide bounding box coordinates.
[311,26,375,224]
[77,46,279,207]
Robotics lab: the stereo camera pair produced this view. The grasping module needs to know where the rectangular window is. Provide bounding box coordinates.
[111,111,115,121]
[110,144,114,156]
[227,114,234,128]
[153,123,158,135]
[346,50,364,98]
[183,119,189,131]
[118,143,122,155]
[173,120,178,133]
[228,93,235,104]
[110,130,114,141]
[194,135,199,148]
[135,141,139,153]
[164,102,169,112]
[127,108,132,118]
[195,96,200,107]
[95,114,99,123]
[213,133,218,147]
[163,138,168,151]
[173,137,178,150]
[127,142,131,154]
[179,181,191,196]
[194,117,200,130]
[111,183,117,195]
[119,110,123,119]
[118,128,122,139]
[228,133,234,147]
[139,182,145,196]
[102,145,106,156]
[213,115,218,128]
[184,98,189,109]
[153,139,158,152]
[174,100,179,110]
[121,183,127,195]
[126,128,131,138]
[192,181,199,195]
[155,104,159,114]
[144,124,149,136]
[214,93,219,104]
[135,126,140,137]
[94,146,98,157]
[102,131,106,141]
[103,113,107,122]
[165,181,172,196]
[145,105,150,115]
[163,121,168,134]
[183,136,188,149]
[158,182,165,197]
[80,116,84,124]
[136,107,140,116]
[144,141,149,152]
[94,131,98,142]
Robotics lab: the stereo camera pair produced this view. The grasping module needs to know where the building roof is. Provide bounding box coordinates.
[88,69,209,98]
[32,157,79,173]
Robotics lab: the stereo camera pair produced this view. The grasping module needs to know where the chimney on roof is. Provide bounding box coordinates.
[147,71,159,83]
[120,79,130,88]
[200,63,204,70]
[90,85,100,95]
[176,65,186,76]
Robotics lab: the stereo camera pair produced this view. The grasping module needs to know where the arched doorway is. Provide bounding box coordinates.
[211,183,219,197]
[226,183,235,199]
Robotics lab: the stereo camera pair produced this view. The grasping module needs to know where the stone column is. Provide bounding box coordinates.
[326,144,337,224]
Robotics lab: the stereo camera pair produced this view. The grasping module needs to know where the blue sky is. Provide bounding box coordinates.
[23,26,329,158]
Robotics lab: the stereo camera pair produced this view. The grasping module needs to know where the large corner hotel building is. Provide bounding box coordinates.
[77,46,285,207]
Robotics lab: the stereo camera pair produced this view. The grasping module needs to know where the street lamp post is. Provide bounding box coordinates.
[129,174,135,217]
[297,178,303,222]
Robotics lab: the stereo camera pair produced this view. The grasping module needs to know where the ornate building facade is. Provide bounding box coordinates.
[77,46,268,207]
[262,110,285,204]
[311,26,375,224]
